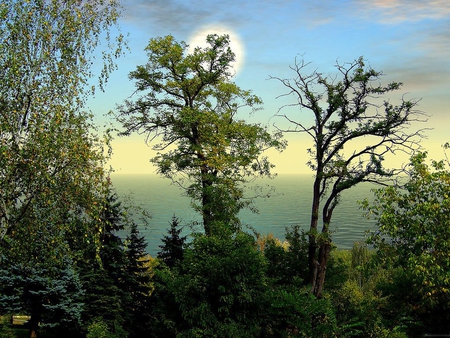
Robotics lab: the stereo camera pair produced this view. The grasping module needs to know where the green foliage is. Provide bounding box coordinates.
[0,315,15,338]
[365,152,450,298]
[0,4,126,335]
[0,0,124,244]
[115,34,285,235]
[264,287,338,337]
[79,188,153,338]
[0,256,84,335]
[80,265,127,334]
[262,225,309,286]
[124,223,153,336]
[363,152,450,330]
[87,319,128,338]
[150,232,270,337]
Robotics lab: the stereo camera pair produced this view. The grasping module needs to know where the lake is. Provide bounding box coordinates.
[110,174,378,256]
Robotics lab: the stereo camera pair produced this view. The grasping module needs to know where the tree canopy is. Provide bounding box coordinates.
[0,1,125,336]
[363,152,450,305]
[115,34,285,235]
[0,0,125,241]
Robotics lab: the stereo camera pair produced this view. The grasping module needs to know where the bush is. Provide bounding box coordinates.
[87,319,128,338]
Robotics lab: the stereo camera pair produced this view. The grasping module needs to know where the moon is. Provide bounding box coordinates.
[188,24,245,77]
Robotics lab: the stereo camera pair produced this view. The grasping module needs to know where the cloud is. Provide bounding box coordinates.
[356,0,450,24]
[121,0,211,32]
[120,0,249,35]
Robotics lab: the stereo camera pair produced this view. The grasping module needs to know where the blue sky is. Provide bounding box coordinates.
[90,0,450,174]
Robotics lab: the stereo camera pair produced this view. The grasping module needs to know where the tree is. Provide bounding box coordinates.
[151,232,270,337]
[115,34,285,236]
[362,151,450,334]
[157,215,187,268]
[0,2,125,336]
[78,187,132,336]
[124,222,154,337]
[0,230,84,338]
[271,57,424,297]
[0,0,125,242]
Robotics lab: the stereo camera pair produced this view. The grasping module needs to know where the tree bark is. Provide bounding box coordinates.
[311,242,331,298]
[308,176,321,284]
[201,176,213,236]
[29,311,40,338]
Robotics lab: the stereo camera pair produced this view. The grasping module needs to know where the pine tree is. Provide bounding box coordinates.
[125,222,151,296]
[124,222,153,337]
[99,190,128,284]
[157,215,187,268]
[78,188,130,335]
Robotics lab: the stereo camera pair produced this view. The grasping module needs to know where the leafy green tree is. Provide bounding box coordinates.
[0,0,125,243]
[271,57,424,297]
[262,226,309,287]
[362,152,450,335]
[115,34,285,236]
[0,2,125,336]
[149,232,269,337]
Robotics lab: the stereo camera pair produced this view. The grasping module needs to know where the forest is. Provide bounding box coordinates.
[1,1,449,337]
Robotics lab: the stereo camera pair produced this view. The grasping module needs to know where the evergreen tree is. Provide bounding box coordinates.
[157,215,187,268]
[80,267,127,337]
[99,189,129,285]
[124,222,153,337]
[0,255,84,338]
[126,222,151,296]
[75,187,131,336]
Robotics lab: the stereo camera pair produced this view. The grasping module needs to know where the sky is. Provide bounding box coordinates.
[88,0,450,175]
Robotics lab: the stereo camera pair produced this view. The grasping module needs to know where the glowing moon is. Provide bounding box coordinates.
[188,24,245,77]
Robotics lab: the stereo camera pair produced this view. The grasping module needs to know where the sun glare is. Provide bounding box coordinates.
[188,24,245,77]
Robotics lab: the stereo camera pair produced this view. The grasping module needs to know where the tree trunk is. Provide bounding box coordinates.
[311,242,331,298]
[201,167,214,236]
[311,207,334,298]
[308,176,321,284]
[29,311,40,338]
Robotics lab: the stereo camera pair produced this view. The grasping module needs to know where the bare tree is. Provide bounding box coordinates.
[271,57,426,297]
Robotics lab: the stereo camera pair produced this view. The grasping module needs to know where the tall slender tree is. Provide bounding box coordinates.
[115,34,285,236]
[0,2,125,336]
[0,0,125,242]
[271,57,425,297]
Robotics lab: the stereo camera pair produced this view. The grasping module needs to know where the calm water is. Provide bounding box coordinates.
[111,174,377,256]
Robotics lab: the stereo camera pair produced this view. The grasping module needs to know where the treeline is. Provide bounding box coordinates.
[3,172,450,337]
[0,189,152,337]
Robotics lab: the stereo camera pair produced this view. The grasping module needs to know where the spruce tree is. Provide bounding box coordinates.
[0,256,84,337]
[78,188,130,335]
[124,222,153,337]
[157,215,187,268]
[99,190,128,284]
